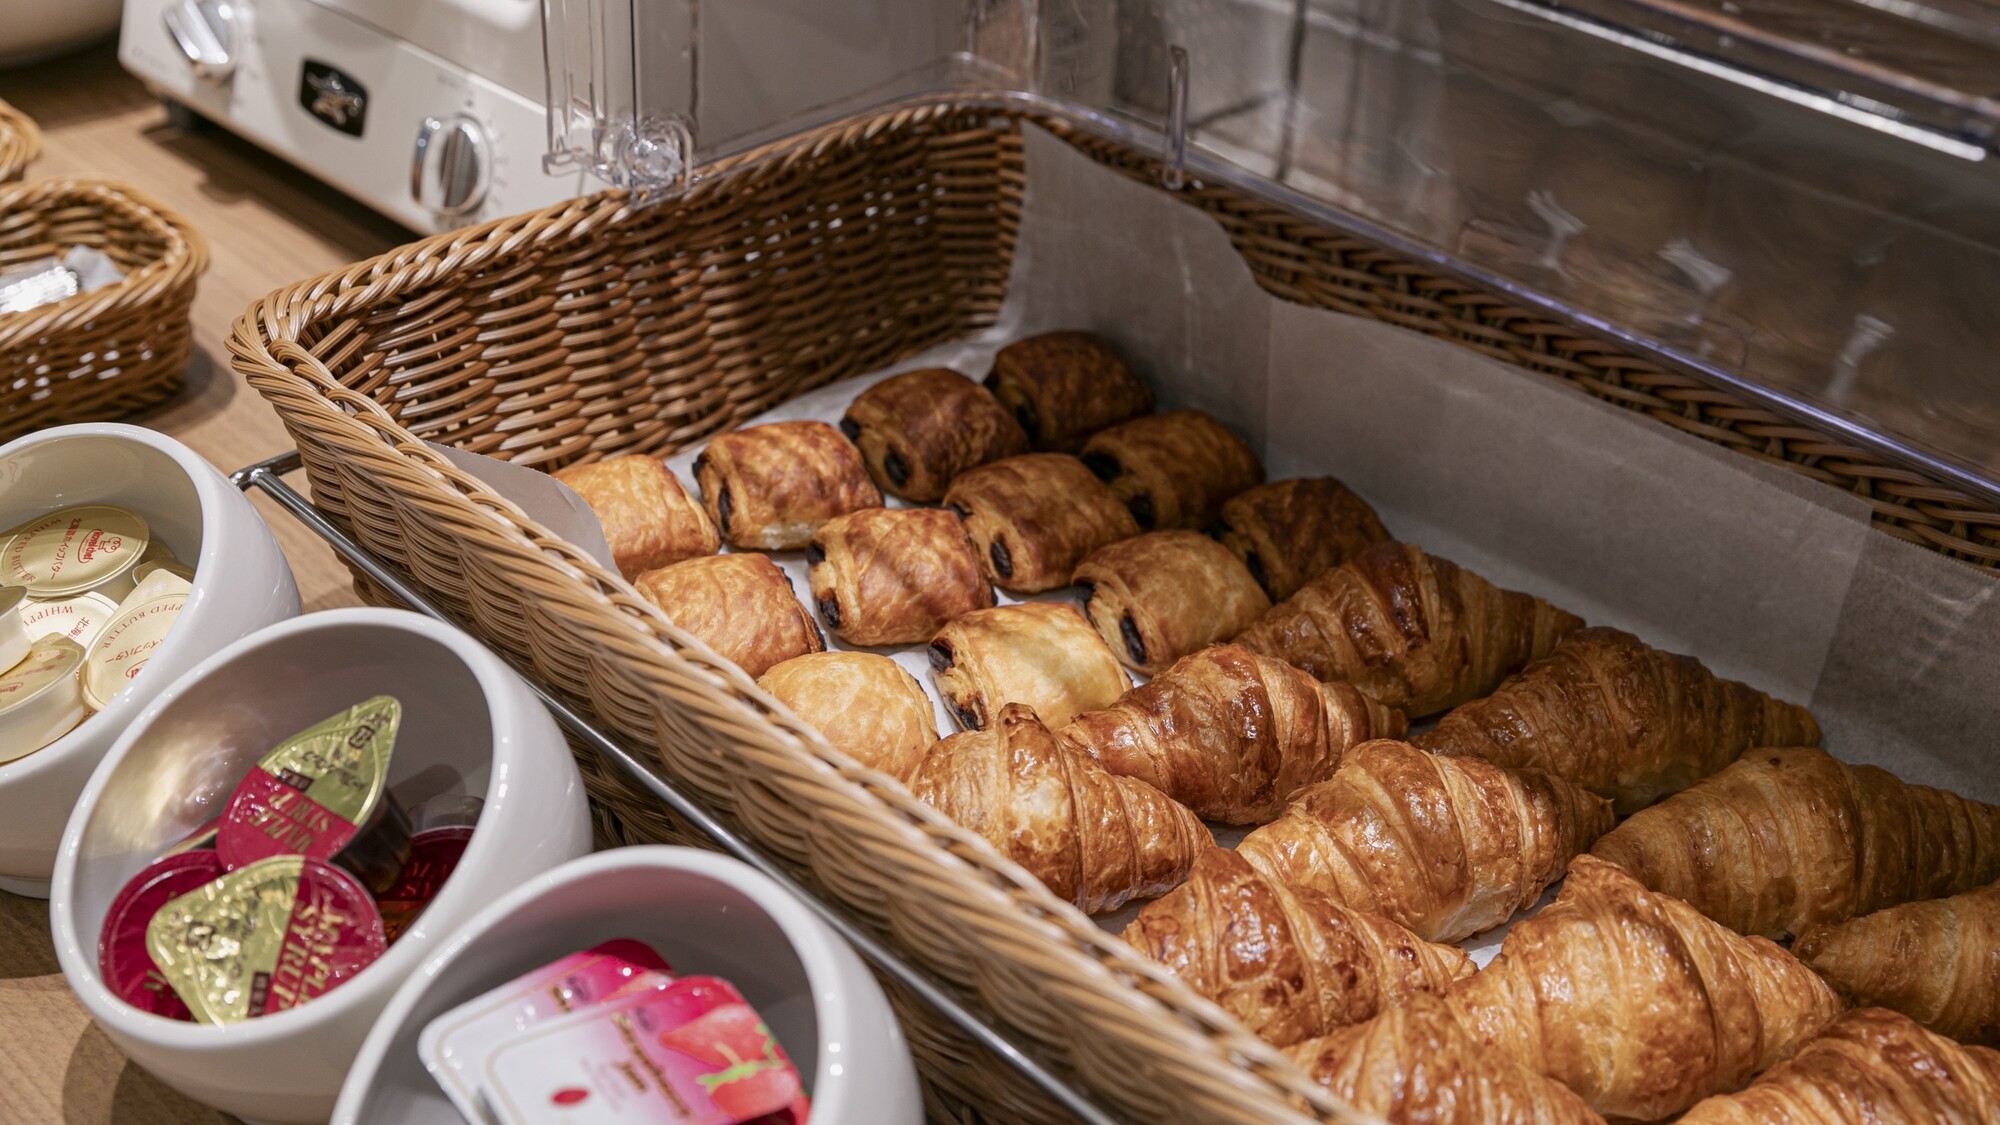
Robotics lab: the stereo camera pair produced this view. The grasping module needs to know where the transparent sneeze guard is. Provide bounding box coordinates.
[543,0,2000,506]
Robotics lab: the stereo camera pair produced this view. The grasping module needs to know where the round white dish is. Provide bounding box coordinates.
[0,423,300,897]
[49,607,594,1123]
[334,846,923,1125]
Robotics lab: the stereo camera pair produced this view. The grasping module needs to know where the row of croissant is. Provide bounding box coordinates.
[541,333,2000,1122]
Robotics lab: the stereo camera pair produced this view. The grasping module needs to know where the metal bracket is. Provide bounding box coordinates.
[1163,45,1191,190]
[229,452,1120,1125]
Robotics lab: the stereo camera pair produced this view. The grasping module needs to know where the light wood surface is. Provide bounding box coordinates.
[0,41,415,1123]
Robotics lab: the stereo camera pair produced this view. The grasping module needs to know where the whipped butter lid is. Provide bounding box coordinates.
[2,506,149,598]
[82,594,185,712]
[0,635,87,764]
[19,590,117,650]
[0,587,28,672]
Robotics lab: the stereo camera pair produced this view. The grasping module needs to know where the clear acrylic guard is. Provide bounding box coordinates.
[541,0,2000,504]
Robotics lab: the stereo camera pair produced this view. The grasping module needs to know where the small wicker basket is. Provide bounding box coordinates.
[232,104,2000,1123]
[0,99,38,183]
[0,178,208,440]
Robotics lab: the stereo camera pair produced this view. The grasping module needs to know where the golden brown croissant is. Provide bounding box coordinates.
[1079,410,1263,531]
[694,420,881,549]
[1124,849,1471,1047]
[1415,627,1820,814]
[839,367,1028,501]
[1678,1008,2000,1124]
[1235,541,1583,717]
[1213,477,1390,601]
[943,453,1138,593]
[553,455,718,578]
[984,331,1154,452]
[929,602,1128,732]
[908,704,1210,913]
[1448,855,1842,1120]
[1793,881,2000,1046]
[1072,531,1270,676]
[756,652,936,783]
[1058,644,1406,824]
[1590,747,2000,939]
[1237,739,1612,943]
[1285,995,1605,1124]
[634,553,823,678]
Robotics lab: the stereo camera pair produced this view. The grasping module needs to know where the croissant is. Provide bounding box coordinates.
[1058,644,1406,824]
[1124,849,1471,1047]
[1793,881,2000,1046]
[1236,739,1612,943]
[1679,1008,2000,1124]
[1449,855,1843,1120]
[908,704,1210,913]
[1235,541,1582,717]
[1415,627,1820,814]
[1285,995,1605,1124]
[1590,747,2000,939]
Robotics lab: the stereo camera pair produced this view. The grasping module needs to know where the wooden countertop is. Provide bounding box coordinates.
[0,41,414,1123]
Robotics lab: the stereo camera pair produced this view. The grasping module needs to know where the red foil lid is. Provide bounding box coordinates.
[144,854,388,1023]
[218,696,411,893]
[98,850,225,1020]
[376,826,472,943]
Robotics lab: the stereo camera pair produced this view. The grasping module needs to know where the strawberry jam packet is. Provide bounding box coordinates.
[479,976,809,1125]
[418,940,677,1123]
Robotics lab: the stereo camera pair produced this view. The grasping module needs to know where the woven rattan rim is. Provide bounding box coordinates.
[232,100,2000,1122]
[233,103,1352,1123]
[0,178,210,346]
[0,99,38,183]
[0,177,208,438]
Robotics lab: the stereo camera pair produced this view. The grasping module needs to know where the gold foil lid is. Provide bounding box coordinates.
[0,635,86,764]
[2,506,149,598]
[82,594,184,711]
[145,854,387,1023]
[19,590,117,649]
[252,696,399,828]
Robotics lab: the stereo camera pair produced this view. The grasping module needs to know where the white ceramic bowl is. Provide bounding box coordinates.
[0,423,301,897]
[334,847,923,1125]
[50,607,594,1123]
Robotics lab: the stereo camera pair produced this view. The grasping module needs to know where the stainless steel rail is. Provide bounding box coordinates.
[230,450,1122,1125]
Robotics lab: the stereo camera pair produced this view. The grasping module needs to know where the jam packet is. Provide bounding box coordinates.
[479,976,809,1125]
[144,853,388,1023]
[418,940,676,1122]
[218,695,412,893]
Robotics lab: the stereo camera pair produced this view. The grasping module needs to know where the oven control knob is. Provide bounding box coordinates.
[163,0,238,83]
[412,116,490,219]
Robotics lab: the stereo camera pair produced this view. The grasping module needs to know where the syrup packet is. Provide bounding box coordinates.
[418,940,676,1123]
[479,976,809,1125]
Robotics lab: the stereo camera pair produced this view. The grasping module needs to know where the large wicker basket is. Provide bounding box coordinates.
[0,99,38,183]
[230,104,2000,1123]
[0,178,208,440]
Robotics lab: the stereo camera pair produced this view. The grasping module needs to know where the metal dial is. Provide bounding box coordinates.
[163,0,237,83]
[411,116,491,220]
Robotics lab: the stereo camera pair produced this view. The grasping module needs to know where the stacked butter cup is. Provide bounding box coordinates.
[50,607,594,1123]
[0,423,300,898]
[0,504,198,767]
